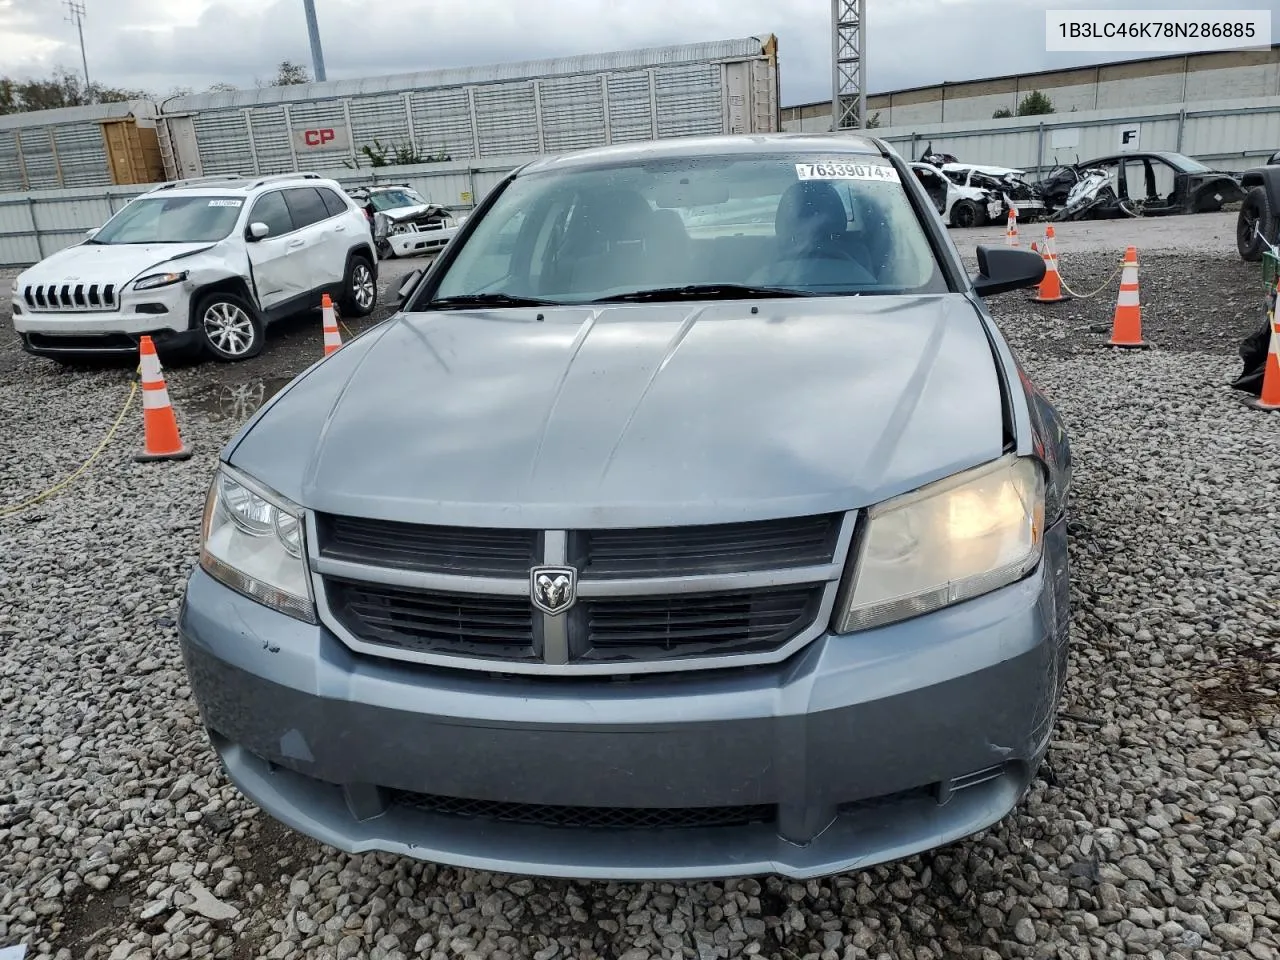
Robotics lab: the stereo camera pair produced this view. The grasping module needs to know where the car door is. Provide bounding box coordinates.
[245,190,309,310]
[283,187,343,295]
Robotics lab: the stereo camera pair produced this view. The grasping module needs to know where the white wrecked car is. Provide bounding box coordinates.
[910,162,1004,228]
[346,184,467,259]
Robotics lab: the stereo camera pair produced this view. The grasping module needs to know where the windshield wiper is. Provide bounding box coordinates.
[428,293,560,309]
[591,283,809,304]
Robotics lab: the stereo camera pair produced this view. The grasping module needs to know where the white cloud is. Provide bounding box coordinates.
[3,0,1279,106]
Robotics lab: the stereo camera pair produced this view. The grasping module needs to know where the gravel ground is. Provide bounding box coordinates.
[2,217,1280,960]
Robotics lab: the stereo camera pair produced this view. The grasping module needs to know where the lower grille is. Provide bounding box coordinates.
[390,790,776,830]
[24,332,140,353]
[326,579,538,662]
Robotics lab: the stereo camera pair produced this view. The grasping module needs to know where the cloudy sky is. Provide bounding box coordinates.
[1,0,1278,106]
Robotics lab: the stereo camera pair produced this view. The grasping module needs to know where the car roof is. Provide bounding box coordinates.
[141,173,339,197]
[518,132,888,174]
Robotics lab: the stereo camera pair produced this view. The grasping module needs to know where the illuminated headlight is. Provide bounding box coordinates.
[835,455,1046,633]
[134,271,188,291]
[199,465,315,623]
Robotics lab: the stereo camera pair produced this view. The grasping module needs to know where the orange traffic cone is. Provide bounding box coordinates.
[1033,225,1068,304]
[1246,283,1280,412]
[1108,246,1150,349]
[1005,207,1019,246]
[321,293,342,356]
[135,336,192,462]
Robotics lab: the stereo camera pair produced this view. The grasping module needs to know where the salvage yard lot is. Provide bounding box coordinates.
[1,213,1279,960]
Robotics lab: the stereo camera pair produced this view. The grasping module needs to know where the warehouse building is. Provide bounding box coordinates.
[781,46,1280,131]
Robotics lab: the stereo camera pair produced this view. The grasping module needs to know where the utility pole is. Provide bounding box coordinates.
[64,0,92,103]
[832,0,867,130]
[303,0,328,82]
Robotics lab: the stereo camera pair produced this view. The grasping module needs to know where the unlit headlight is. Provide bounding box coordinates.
[199,464,315,623]
[834,455,1046,633]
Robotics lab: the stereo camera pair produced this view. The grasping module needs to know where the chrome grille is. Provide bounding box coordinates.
[23,282,118,312]
[311,512,855,675]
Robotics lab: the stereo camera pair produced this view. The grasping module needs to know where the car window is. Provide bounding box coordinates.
[427,153,947,303]
[90,195,245,245]
[283,187,332,230]
[250,191,294,237]
[318,187,350,218]
[370,189,426,211]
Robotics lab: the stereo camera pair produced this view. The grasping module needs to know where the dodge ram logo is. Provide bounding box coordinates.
[530,565,577,615]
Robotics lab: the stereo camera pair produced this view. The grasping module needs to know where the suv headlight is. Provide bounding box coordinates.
[134,271,189,291]
[834,455,1046,633]
[199,465,316,623]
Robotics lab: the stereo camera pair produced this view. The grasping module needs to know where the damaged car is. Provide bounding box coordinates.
[910,162,1003,228]
[941,163,1046,224]
[346,184,467,260]
[1038,152,1245,220]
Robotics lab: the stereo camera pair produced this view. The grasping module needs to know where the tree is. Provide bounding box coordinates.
[0,66,151,115]
[257,60,311,87]
[1016,90,1055,116]
[865,111,882,129]
[992,107,1013,119]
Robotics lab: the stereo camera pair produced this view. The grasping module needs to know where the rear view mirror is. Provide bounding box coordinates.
[248,222,270,240]
[971,245,1045,297]
[85,227,99,239]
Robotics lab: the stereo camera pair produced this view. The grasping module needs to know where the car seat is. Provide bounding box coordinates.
[549,188,654,296]
[750,180,875,290]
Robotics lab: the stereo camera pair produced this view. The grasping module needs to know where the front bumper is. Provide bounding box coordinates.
[179,519,1070,881]
[12,286,191,355]
[385,226,458,257]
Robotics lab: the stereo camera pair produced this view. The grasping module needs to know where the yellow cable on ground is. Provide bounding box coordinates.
[0,380,138,520]
[1055,257,1128,301]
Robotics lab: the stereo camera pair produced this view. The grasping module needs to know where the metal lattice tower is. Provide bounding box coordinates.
[832,0,867,130]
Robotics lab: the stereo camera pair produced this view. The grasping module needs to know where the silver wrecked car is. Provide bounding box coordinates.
[179,133,1072,881]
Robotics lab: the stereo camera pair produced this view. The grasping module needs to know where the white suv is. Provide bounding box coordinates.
[8,173,379,363]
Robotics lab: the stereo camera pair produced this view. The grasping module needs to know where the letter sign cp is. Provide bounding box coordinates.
[304,128,336,147]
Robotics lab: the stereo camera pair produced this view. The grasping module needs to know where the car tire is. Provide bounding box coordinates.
[341,255,378,318]
[195,290,265,362]
[950,200,982,228]
[1238,186,1275,262]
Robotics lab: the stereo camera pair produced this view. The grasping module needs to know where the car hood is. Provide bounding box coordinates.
[228,296,1010,528]
[18,241,215,287]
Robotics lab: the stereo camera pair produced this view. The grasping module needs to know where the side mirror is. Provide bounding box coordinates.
[85,227,99,239]
[971,244,1045,297]
[397,269,424,305]
[248,222,270,241]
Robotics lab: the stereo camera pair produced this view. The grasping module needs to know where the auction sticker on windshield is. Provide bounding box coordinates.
[796,162,901,183]
[208,199,243,207]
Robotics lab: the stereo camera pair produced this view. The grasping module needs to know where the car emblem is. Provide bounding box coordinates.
[530,565,577,616]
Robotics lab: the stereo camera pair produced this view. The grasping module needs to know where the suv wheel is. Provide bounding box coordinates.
[1238,185,1275,262]
[342,255,377,317]
[196,291,265,362]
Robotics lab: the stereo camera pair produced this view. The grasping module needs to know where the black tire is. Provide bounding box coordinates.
[341,255,377,318]
[1238,186,1275,262]
[950,199,982,229]
[194,290,265,362]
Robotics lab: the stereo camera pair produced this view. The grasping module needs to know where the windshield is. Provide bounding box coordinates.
[1162,153,1211,174]
[369,189,426,211]
[426,152,947,304]
[91,195,244,244]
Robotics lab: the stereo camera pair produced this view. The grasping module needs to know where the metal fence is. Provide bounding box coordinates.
[0,154,540,267]
[862,94,1280,178]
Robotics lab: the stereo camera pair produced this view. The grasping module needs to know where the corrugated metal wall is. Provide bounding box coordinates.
[0,102,155,192]
[0,155,536,267]
[172,56,754,176]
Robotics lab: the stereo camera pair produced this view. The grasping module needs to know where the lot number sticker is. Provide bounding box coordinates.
[208,199,243,207]
[796,162,900,183]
